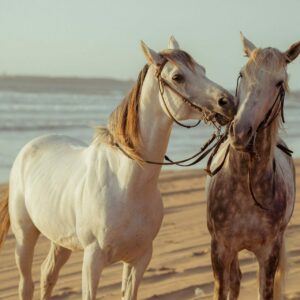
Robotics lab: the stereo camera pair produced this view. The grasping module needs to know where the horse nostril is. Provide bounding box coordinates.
[218,97,228,107]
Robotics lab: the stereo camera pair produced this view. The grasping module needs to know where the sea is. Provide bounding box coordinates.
[0,76,300,182]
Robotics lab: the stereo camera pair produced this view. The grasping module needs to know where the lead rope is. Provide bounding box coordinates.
[115,127,223,167]
[163,129,222,167]
[248,152,268,210]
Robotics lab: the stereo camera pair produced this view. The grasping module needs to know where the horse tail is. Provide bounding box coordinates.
[274,236,287,300]
[0,186,10,251]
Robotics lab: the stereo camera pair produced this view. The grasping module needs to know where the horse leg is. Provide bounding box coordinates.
[274,238,286,300]
[10,191,40,300]
[123,246,153,300]
[121,263,132,299]
[211,239,233,300]
[14,225,40,300]
[229,255,242,300]
[40,242,72,299]
[82,242,105,300]
[256,239,282,300]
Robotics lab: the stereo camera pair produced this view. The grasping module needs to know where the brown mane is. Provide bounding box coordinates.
[93,49,196,162]
[94,64,149,162]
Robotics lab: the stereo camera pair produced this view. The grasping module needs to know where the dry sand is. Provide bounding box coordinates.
[0,163,300,299]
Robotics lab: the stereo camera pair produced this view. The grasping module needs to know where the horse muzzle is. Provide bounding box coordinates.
[229,120,255,152]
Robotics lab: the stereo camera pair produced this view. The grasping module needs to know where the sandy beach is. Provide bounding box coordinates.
[0,162,299,300]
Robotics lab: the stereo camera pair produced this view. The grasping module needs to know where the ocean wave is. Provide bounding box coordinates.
[0,103,113,113]
[1,90,300,182]
[0,122,96,132]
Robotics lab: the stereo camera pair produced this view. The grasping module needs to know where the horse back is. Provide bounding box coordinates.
[9,135,89,250]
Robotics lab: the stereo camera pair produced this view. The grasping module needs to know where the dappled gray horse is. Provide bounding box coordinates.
[206,34,300,300]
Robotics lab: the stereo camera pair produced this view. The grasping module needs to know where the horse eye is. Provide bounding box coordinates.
[276,80,283,88]
[172,74,184,83]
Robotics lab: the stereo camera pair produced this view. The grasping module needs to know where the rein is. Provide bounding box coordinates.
[115,128,223,166]
[235,72,286,131]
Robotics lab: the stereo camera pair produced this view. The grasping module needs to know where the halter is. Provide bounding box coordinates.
[233,72,292,210]
[115,57,229,167]
[155,58,201,129]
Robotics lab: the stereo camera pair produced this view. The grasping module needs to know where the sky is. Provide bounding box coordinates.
[0,0,300,90]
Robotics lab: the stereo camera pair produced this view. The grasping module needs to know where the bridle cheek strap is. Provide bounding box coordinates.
[155,59,201,129]
[257,85,285,130]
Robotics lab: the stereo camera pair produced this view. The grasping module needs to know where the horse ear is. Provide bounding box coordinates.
[140,41,164,66]
[240,32,256,57]
[168,35,180,49]
[285,41,300,63]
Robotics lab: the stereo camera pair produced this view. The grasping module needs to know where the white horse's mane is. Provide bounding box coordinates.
[93,64,149,162]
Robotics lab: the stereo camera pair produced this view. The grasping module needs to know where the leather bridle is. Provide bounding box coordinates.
[235,73,286,131]
[155,58,202,129]
[115,57,230,167]
[234,72,292,210]
[115,63,293,210]
[115,62,292,190]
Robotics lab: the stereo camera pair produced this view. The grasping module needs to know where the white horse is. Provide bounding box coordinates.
[0,37,236,300]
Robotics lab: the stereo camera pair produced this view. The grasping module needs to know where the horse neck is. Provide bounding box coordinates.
[123,66,173,185]
[229,118,280,178]
[140,68,173,160]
